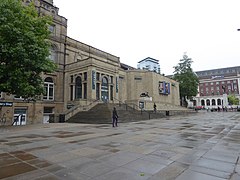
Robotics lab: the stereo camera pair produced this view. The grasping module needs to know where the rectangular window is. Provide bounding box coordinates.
[110,76,113,84]
[49,25,55,35]
[216,82,219,85]
[44,107,53,114]
[110,86,113,100]
[84,72,87,81]
[70,85,73,101]
[43,83,54,100]
[96,72,100,81]
[83,83,87,99]
[96,83,100,100]
[233,84,237,89]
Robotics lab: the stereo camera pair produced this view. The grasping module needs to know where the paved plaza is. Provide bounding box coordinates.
[1,111,240,180]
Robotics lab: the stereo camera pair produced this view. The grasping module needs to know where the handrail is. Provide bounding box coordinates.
[113,97,151,117]
[64,99,101,121]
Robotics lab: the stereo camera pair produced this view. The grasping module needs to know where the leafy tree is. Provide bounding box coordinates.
[0,0,56,99]
[228,94,239,105]
[173,53,199,106]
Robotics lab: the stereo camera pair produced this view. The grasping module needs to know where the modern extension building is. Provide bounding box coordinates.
[193,66,240,109]
[137,57,161,74]
[0,0,180,125]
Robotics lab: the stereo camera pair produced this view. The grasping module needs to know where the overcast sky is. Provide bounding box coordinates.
[54,0,240,75]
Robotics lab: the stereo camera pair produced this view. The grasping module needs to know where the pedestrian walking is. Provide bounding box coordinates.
[112,107,118,127]
[153,103,157,113]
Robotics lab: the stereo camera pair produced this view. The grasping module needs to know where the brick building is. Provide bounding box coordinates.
[193,66,240,108]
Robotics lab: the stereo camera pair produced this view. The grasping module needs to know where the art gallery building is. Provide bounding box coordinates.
[0,0,180,125]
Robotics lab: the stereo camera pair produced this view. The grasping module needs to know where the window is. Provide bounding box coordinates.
[83,83,87,99]
[49,25,55,35]
[84,72,87,81]
[43,77,54,100]
[216,82,219,85]
[96,72,100,81]
[75,76,82,99]
[110,76,113,84]
[212,99,216,105]
[49,46,57,62]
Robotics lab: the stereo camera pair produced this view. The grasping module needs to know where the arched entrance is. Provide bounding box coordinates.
[101,77,109,102]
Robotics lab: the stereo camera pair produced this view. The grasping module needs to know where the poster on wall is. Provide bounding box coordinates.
[159,81,170,95]
[159,81,164,94]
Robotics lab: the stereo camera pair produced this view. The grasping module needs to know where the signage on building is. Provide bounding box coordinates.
[0,102,13,107]
[92,70,96,90]
[211,75,224,79]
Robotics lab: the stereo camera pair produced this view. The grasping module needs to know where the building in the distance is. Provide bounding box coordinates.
[193,66,240,108]
[137,57,161,74]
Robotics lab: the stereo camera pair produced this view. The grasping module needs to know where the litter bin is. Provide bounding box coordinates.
[59,114,65,123]
[166,111,170,116]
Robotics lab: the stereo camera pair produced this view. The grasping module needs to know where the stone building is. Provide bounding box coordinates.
[0,0,180,125]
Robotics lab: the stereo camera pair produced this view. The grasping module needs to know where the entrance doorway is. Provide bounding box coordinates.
[101,77,109,102]
[13,108,27,126]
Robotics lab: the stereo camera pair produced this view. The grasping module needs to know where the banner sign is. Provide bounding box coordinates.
[0,102,13,107]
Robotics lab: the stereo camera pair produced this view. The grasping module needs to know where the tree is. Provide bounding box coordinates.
[0,0,56,99]
[228,94,239,105]
[173,53,199,106]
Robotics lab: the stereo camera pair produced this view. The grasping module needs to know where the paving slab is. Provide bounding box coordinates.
[0,111,240,179]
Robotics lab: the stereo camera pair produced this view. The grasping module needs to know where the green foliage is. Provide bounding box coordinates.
[0,0,56,98]
[228,94,239,105]
[173,53,199,100]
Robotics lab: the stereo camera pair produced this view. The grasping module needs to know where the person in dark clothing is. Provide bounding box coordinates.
[112,107,118,127]
[153,103,157,113]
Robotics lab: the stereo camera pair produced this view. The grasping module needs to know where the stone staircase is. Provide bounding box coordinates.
[67,103,196,124]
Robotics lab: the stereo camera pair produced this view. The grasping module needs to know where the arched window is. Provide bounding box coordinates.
[201,100,205,106]
[75,76,82,99]
[217,99,221,105]
[206,99,210,106]
[49,45,57,62]
[212,99,216,106]
[43,77,54,100]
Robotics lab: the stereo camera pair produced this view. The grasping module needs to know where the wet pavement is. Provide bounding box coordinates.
[1,111,240,179]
